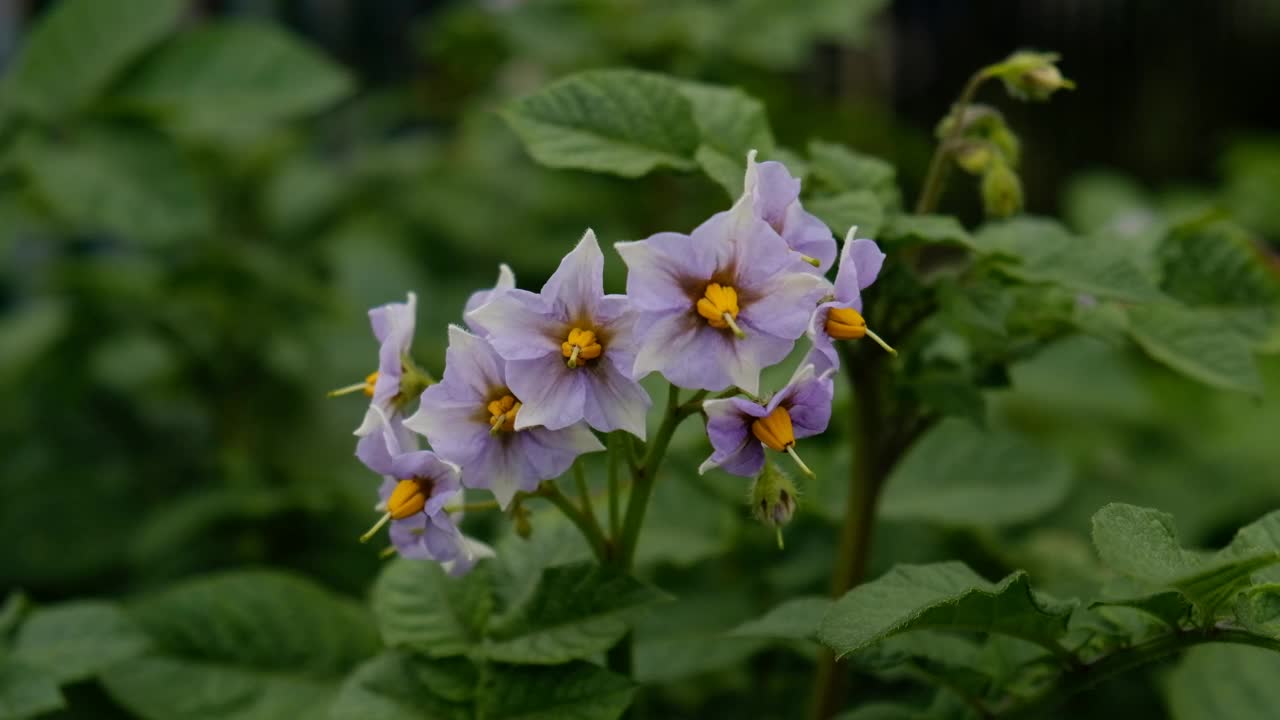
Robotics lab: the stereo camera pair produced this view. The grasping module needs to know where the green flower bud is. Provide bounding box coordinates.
[981,162,1023,218]
[996,51,1075,102]
[750,461,799,548]
[953,141,993,175]
[511,502,532,539]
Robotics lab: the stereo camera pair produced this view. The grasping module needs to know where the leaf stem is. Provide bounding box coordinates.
[1000,627,1280,718]
[539,480,609,562]
[915,68,993,214]
[608,433,623,540]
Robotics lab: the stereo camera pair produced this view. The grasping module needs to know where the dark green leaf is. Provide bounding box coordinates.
[728,596,832,641]
[1126,304,1263,394]
[1,0,183,118]
[1166,645,1280,720]
[503,69,700,177]
[679,81,773,196]
[1089,591,1193,629]
[1233,584,1280,638]
[880,420,1072,527]
[479,662,634,720]
[881,214,971,247]
[484,562,665,664]
[12,602,150,683]
[817,562,1074,659]
[1158,220,1280,308]
[807,190,884,238]
[328,652,472,720]
[0,660,63,720]
[807,140,900,209]
[372,558,492,658]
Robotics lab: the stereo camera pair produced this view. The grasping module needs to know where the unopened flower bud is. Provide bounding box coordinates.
[997,51,1075,102]
[953,142,993,175]
[512,502,532,539]
[750,462,799,548]
[981,162,1023,218]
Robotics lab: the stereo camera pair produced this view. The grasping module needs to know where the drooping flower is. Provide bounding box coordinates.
[805,228,895,374]
[355,412,490,575]
[743,150,837,273]
[330,293,432,436]
[468,230,651,438]
[699,364,835,478]
[464,264,516,336]
[617,202,830,394]
[405,325,604,509]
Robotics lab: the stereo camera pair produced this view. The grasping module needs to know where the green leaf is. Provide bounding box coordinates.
[1,0,184,118]
[807,140,900,209]
[807,190,884,239]
[328,652,472,720]
[1158,219,1280,308]
[971,218,1163,302]
[102,571,379,720]
[492,523,592,610]
[1234,584,1280,638]
[484,562,665,664]
[880,420,1072,527]
[1125,304,1262,394]
[372,558,492,658]
[1091,504,1280,616]
[1166,645,1280,720]
[728,596,832,641]
[11,601,150,684]
[0,660,63,720]
[678,81,774,197]
[1090,591,1193,629]
[881,214,971,247]
[503,69,700,177]
[119,22,353,135]
[479,662,634,720]
[14,129,213,244]
[817,562,1074,659]
[633,590,768,683]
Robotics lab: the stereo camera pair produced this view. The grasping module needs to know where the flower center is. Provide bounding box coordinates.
[487,394,521,433]
[751,406,795,452]
[825,307,867,340]
[696,283,746,338]
[561,327,603,369]
[387,477,434,520]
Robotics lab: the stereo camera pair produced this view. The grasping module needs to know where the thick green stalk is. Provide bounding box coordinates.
[1001,628,1280,718]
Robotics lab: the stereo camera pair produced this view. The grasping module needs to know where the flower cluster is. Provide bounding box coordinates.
[332,151,894,573]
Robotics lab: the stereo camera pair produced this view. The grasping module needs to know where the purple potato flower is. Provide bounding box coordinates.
[405,325,604,509]
[356,411,490,575]
[805,228,888,374]
[743,150,838,273]
[354,292,420,436]
[464,263,516,336]
[699,364,835,478]
[616,200,831,395]
[468,230,651,438]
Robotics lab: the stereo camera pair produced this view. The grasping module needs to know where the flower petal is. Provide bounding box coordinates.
[581,356,652,438]
[506,353,588,431]
[465,264,516,334]
[617,232,724,313]
[542,229,606,321]
[783,205,837,273]
[834,235,885,306]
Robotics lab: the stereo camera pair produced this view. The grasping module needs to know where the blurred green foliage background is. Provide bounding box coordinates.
[2,1,1280,718]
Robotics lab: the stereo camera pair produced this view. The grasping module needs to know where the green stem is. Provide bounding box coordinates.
[573,460,606,547]
[1000,628,1280,718]
[540,481,608,562]
[915,68,993,214]
[607,433,623,540]
[811,348,886,719]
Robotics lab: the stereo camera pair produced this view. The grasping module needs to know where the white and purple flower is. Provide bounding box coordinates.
[805,228,893,374]
[699,364,835,478]
[743,150,837,273]
[468,230,651,438]
[405,325,605,509]
[617,201,830,395]
[342,292,432,437]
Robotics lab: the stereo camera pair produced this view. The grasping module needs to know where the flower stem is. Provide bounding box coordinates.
[540,481,608,562]
[915,68,993,214]
[608,433,623,539]
[1000,628,1280,718]
[574,460,607,548]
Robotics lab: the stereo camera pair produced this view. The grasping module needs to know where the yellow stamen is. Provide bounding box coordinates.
[328,370,379,398]
[359,513,391,543]
[561,327,603,369]
[379,546,397,559]
[387,478,432,520]
[785,445,815,478]
[751,406,795,452]
[825,307,897,355]
[487,394,521,433]
[696,283,747,338]
[800,254,821,267]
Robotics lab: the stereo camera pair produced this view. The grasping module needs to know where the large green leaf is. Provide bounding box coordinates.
[503,69,700,177]
[1166,645,1280,720]
[478,662,634,720]
[807,140,900,209]
[880,214,971,248]
[0,660,63,720]
[484,562,665,664]
[102,571,379,720]
[728,596,832,642]
[1125,304,1263,394]
[879,420,1072,527]
[807,190,884,239]
[633,590,769,683]
[1091,504,1280,616]
[1,0,184,118]
[678,81,774,197]
[372,558,493,658]
[817,562,1074,659]
[119,22,353,134]
[11,601,150,684]
[328,652,473,720]
[14,129,212,244]
[1158,220,1280,308]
